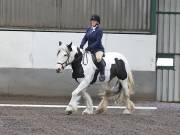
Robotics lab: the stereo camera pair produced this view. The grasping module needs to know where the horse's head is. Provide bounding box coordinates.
[56,41,77,73]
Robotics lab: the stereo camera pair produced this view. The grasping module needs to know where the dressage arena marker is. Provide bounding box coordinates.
[0,104,157,110]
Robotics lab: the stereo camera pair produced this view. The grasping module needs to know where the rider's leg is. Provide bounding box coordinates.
[81,90,94,114]
[96,51,105,81]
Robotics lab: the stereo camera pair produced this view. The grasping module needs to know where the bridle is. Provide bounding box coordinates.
[57,48,89,70]
[57,50,71,70]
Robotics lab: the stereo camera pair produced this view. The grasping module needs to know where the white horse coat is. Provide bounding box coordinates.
[56,42,135,115]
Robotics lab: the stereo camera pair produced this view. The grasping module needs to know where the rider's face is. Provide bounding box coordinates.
[91,20,98,27]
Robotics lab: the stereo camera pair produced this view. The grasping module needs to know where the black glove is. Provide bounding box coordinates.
[85,47,91,52]
[80,46,83,49]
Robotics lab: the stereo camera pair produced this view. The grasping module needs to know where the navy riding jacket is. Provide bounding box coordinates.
[80,26,104,53]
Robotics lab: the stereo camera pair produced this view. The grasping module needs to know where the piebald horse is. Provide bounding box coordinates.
[56,42,135,115]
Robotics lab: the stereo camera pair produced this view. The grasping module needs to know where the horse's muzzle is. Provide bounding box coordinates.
[56,68,61,73]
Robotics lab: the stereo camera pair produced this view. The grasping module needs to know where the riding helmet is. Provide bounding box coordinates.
[90,14,100,24]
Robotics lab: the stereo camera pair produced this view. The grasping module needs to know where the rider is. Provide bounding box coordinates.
[80,14,105,81]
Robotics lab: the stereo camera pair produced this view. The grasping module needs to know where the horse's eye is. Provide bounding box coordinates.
[64,54,67,57]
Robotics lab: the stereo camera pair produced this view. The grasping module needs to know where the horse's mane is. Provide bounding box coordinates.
[71,47,85,79]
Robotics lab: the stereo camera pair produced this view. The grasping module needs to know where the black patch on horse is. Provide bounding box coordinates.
[118,82,122,91]
[71,48,84,79]
[110,58,127,80]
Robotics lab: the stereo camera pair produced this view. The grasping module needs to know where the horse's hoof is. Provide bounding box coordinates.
[95,108,105,114]
[65,110,73,115]
[82,110,93,115]
[123,109,132,114]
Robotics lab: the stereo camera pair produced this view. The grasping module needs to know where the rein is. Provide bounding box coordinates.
[57,48,89,70]
[82,51,88,65]
[57,48,93,84]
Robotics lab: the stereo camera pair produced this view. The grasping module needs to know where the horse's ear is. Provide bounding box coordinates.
[67,42,72,52]
[59,41,62,46]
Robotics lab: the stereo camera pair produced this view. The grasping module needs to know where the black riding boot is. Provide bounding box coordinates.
[97,60,106,81]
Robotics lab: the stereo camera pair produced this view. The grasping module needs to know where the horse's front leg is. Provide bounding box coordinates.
[65,79,90,115]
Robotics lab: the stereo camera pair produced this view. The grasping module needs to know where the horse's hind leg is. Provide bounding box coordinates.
[81,90,94,115]
[95,95,108,114]
[95,83,110,114]
[121,80,135,114]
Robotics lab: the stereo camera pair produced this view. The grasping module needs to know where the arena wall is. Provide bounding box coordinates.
[0,31,156,100]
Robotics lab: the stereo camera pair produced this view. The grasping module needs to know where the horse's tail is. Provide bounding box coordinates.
[127,71,135,95]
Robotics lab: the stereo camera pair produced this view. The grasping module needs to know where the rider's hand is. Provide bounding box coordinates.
[85,47,90,52]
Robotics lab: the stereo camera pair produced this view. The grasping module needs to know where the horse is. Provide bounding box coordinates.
[56,41,135,115]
